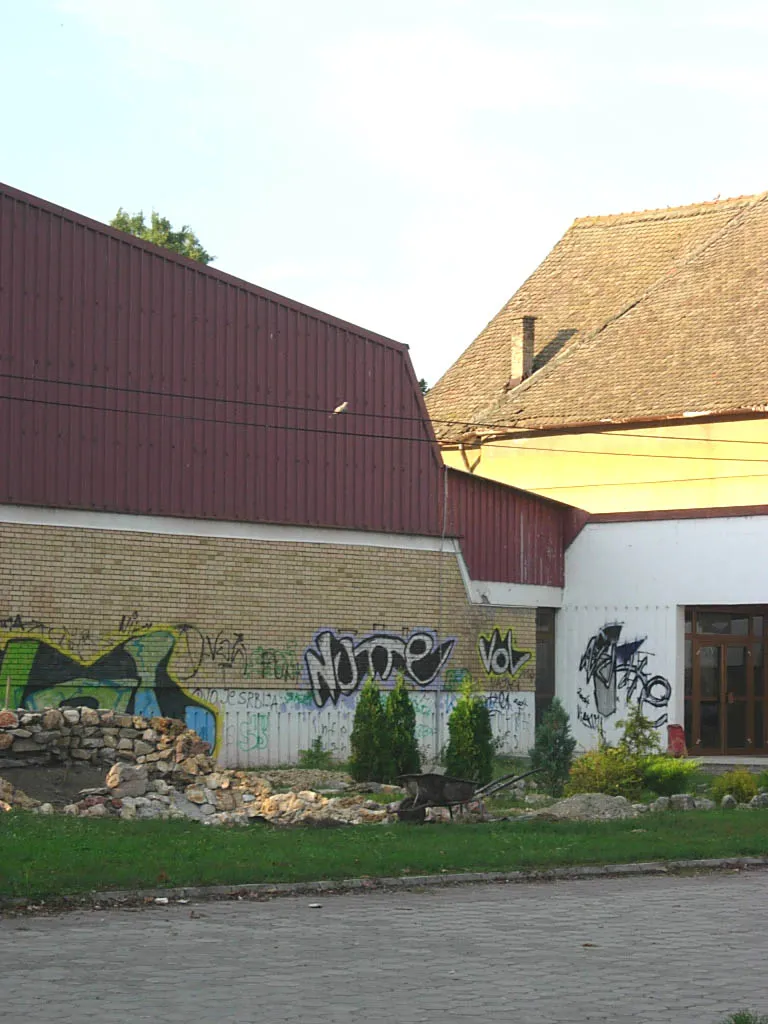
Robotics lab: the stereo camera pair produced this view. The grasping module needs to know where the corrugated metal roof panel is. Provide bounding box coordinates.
[447,469,566,587]
[0,183,442,536]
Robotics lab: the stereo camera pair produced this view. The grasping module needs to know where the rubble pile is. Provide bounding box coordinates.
[0,706,411,826]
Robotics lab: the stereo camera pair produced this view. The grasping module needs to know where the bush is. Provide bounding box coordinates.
[297,737,337,771]
[565,746,646,800]
[528,697,577,797]
[711,770,759,805]
[385,677,421,778]
[445,684,494,785]
[616,702,661,757]
[719,1013,768,1024]
[642,755,700,796]
[348,679,395,783]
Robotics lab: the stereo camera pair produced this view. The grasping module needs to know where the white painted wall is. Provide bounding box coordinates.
[559,516,768,749]
[190,686,535,768]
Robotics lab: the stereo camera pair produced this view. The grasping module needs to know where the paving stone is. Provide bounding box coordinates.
[3,873,768,1023]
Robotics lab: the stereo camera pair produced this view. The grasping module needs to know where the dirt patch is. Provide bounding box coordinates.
[0,765,107,807]
[256,769,354,792]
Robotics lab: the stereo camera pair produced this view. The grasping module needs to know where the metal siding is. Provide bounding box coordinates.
[447,469,566,587]
[0,184,442,535]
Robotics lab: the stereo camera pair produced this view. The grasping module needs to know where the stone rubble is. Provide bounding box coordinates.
[2,708,768,826]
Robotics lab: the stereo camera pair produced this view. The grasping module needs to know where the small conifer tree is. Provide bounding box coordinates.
[385,676,421,778]
[528,697,577,796]
[445,683,494,784]
[348,678,394,782]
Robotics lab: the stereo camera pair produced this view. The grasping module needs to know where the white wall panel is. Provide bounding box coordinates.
[191,686,535,769]
[560,516,768,749]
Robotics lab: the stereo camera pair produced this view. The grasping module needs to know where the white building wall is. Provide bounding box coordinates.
[559,516,768,749]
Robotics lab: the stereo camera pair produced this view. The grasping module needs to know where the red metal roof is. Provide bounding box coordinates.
[447,469,566,587]
[0,183,443,535]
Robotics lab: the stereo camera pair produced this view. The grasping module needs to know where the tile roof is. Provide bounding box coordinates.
[426,193,768,437]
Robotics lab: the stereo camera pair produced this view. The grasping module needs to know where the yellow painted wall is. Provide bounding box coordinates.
[443,417,768,512]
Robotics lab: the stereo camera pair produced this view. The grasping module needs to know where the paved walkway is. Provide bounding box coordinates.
[3,872,767,1023]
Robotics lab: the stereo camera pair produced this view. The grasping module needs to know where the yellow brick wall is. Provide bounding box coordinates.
[0,521,535,697]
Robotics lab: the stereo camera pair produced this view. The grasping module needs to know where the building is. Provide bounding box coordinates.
[428,194,768,512]
[0,182,566,767]
[428,194,768,757]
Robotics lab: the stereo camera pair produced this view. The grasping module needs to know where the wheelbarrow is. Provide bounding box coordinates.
[396,768,541,822]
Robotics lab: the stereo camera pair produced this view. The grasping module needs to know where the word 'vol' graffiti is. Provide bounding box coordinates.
[0,629,218,747]
[578,623,672,729]
[478,629,531,678]
[304,629,455,707]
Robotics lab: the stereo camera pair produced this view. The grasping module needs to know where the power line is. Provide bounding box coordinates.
[3,371,768,450]
[530,471,768,490]
[2,388,768,465]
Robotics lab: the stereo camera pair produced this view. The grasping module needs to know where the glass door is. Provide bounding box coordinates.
[685,608,767,755]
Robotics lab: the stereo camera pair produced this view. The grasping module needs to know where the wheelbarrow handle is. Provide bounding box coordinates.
[474,767,542,799]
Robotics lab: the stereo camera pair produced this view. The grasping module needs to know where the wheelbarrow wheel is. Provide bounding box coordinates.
[397,795,426,823]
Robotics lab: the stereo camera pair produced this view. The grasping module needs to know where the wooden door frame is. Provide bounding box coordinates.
[685,606,767,756]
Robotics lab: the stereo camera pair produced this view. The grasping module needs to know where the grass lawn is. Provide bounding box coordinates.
[2,810,768,901]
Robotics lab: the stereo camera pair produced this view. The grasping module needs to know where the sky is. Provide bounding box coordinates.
[3,0,768,385]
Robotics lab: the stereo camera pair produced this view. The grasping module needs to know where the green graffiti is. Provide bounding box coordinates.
[0,628,219,751]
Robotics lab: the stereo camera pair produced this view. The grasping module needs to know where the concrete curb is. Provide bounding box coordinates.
[5,856,768,912]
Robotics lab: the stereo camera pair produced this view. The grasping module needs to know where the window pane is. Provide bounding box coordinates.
[700,702,720,749]
[755,702,764,750]
[726,646,748,698]
[684,639,692,696]
[696,613,749,635]
[727,701,748,749]
[685,608,693,633]
[699,646,721,699]
[754,643,764,697]
[754,616,764,636]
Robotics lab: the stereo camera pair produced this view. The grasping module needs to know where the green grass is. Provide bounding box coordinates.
[3,810,768,901]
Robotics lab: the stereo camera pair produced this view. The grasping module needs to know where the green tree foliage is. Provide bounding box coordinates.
[528,697,576,796]
[616,702,661,757]
[348,679,394,783]
[385,677,421,777]
[110,208,213,264]
[445,684,494,784]
[417,378,429,395]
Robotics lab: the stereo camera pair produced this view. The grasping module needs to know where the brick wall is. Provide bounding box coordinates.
[0,520,536,764]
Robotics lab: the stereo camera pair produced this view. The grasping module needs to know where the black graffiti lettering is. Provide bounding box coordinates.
[304,629,455,708]
[579,623,671,727]
[478,629,531,678]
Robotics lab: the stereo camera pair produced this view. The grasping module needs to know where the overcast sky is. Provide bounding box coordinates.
[3,0,768,384]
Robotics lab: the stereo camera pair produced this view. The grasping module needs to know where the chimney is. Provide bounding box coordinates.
[510,315,536,386]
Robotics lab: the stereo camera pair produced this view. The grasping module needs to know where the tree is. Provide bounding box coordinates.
[385,677,421,777]
[528,697,576,796]
[110,208,213,264]
[417,378,429,395]
[445,683,494,784]
[348,678,394,783]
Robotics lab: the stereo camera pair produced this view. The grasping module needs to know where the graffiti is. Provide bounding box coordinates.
[485,691,528,717]
[303,629,456,708]
[444,667,472,691]
[478,628,531,678]
[236,713,269,752]
[578,623,672,728]
[246,645,302,682]
[0,614,96,659]
[0,628,219,749]
[117,610,154,634]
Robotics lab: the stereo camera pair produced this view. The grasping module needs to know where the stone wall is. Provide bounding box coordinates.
[0,706,189,768]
